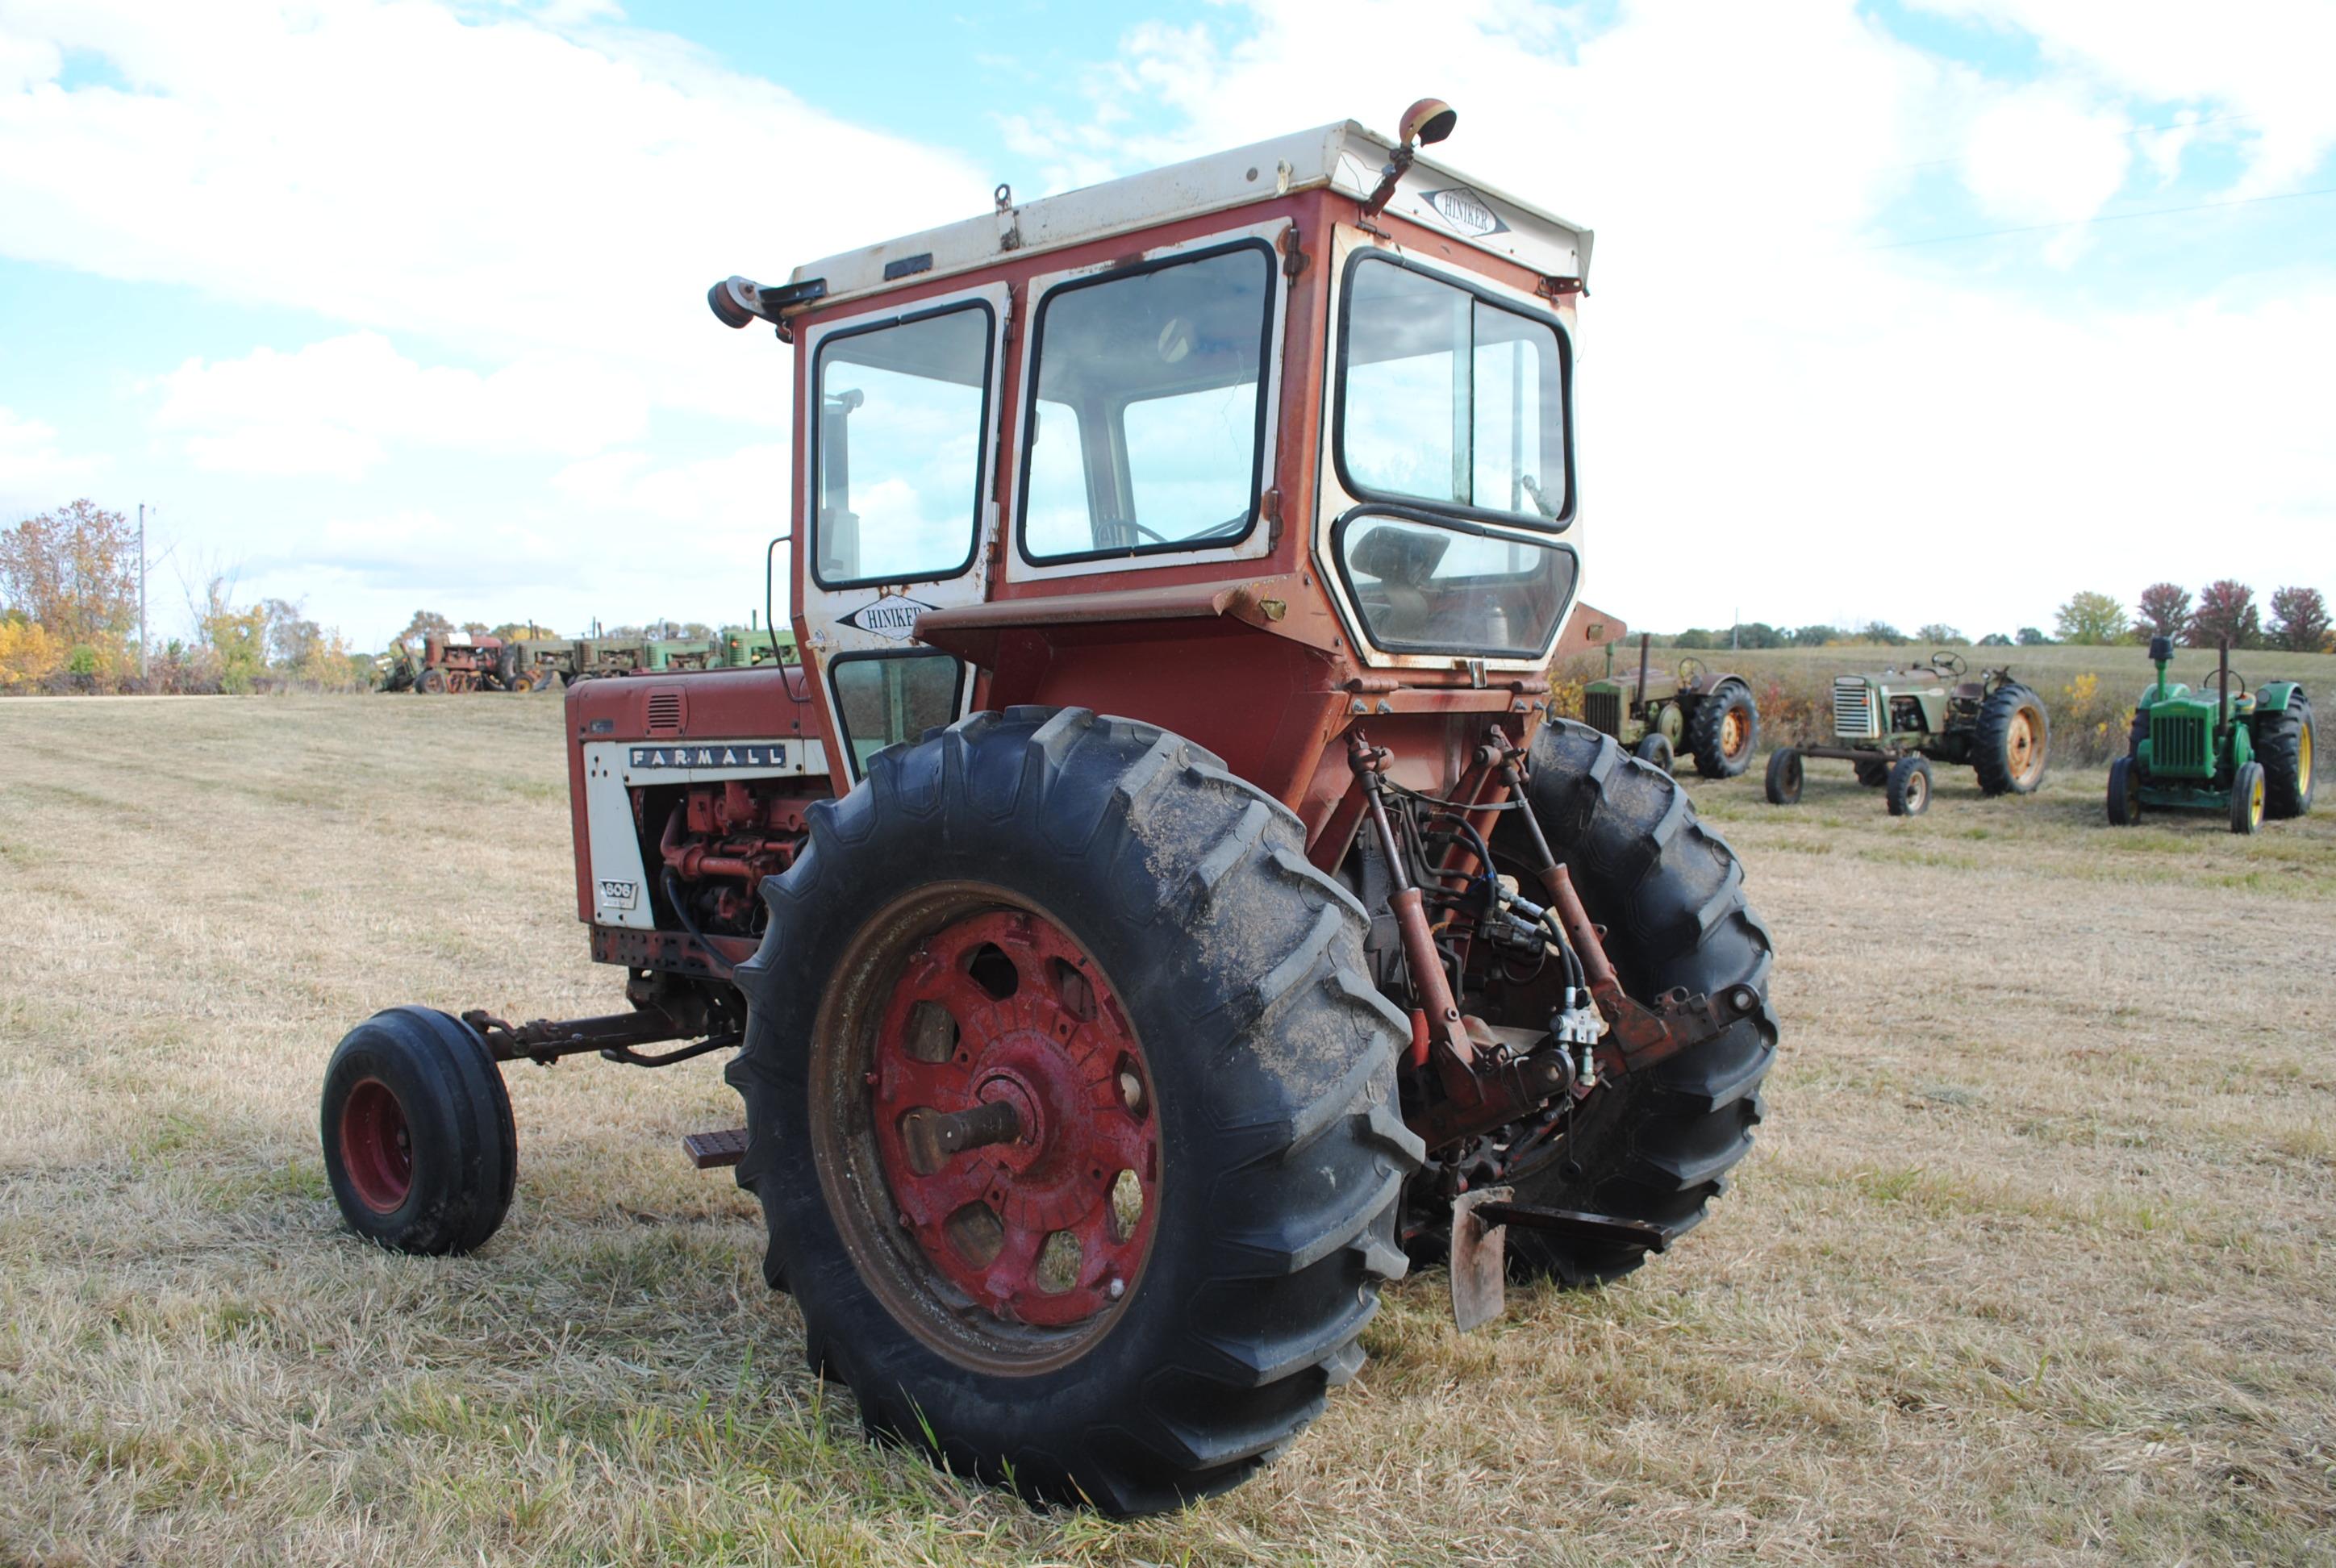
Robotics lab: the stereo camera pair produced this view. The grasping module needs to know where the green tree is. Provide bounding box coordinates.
[1672,628,1715,650]
[198,577,269,694]
[1862,620,1907,645]
[1977,632,2013,647]
[1792,624,1840,646]
[397,608,453,644]
[2053,590,2129,646]
[2017,627,2052,645]
[2268,586,2332,654]
[2188,579,2261,649]
[1917,623,1963,645]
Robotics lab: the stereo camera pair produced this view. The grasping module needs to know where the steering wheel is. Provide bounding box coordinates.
[2199,666,2249,699]
[1929,651,1968,678]
[1676,656,1709,690]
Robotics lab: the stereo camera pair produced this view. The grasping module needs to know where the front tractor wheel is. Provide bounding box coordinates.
[2106,755,2143,826]
[2230,760,2267,834]
[727,708,1418,1513]
[1974,682,2050,795]
[319,1007,515,1253]
[1687,681,1760,778]
[1763,746,1804,805]
[1887,755,1933,816]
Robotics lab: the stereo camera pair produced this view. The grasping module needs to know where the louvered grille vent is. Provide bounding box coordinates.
[1832,678,1878,739]
[645,689,686,736]
[2150,710,2206,776]
[1584,688,1623,737]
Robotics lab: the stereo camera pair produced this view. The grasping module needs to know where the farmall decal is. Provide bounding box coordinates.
[1421,186,1508,238]
[838,596,933,640]
[628,742,789,769]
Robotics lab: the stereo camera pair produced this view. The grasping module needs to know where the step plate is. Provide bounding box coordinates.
[682,1127,749,1169]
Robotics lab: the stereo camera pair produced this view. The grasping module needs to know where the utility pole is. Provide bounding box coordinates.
[138,503,152,684]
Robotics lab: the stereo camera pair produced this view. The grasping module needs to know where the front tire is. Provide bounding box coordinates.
[2106,756,2142,826]
[1763,746,1803,805]
[2230,760,2266,834]
[1687,681,1760,778]
[1887,755,1933,816]
[1500,721,1778,1285]
[320,1007,515,1254]
[727,708,1419,1513]
[1634,732,1675,771]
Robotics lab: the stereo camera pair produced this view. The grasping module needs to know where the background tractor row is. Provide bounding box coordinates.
[315,104,1776,1515]
[1763,651,2049,815]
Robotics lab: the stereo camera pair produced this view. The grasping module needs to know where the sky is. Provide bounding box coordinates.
[1,0,2331,648]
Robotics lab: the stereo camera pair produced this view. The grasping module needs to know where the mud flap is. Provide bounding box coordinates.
[1450,1185,1516,1332]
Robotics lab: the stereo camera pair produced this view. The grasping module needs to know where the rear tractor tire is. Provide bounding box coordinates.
[416,668,448,694]
[1763,746,1804,805]
[1887,755,1933,816]
[1687,680,1760,779]
[320,1007,515,1254]
[1973,682,2049,795]
[1499,720,1778,1286]
[2254,696,2315,819]
[725,707,1420,1514]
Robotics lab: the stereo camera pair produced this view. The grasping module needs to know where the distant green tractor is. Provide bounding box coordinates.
[2108,636,2314,834]
[1764,651,2048,816]
[1582,634,1761,778]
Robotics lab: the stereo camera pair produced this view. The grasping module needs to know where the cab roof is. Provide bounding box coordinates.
[783,120,1593,313]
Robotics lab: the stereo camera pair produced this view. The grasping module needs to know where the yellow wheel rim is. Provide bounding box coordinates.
[2250,773,2265,827]
[2301,721,2315,790]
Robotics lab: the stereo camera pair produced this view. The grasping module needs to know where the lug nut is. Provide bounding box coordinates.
[1106,1276,1125,1300]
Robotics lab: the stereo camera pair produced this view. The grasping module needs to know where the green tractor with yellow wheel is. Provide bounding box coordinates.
[2107,636,2314,833]
[1580,634,1761,778]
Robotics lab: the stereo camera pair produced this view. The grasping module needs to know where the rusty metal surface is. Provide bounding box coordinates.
[1449,1186,1514,1332]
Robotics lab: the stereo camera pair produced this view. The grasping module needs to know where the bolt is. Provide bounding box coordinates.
[1106,1276,1125,1300]
[897,1211,912,1229]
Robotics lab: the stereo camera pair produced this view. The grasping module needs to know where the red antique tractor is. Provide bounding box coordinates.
[319,101,1776,1513]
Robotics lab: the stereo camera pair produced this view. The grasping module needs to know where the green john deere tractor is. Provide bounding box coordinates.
[1581,634,1761,778]
[1763,651,2048,817]
[2107,636,2315,834]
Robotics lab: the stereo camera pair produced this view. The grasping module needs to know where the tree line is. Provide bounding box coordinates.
[1669,580,2332,655]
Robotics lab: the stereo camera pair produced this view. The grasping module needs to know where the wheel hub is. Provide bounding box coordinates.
[340,1077,413,1213]
[868,907,1158,1332]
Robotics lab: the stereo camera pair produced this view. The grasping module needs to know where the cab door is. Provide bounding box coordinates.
[792,281,1009,784]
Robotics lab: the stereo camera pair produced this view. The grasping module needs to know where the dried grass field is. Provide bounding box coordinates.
[3,694,2333,1566]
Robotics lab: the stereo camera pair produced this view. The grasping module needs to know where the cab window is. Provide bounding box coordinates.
[1018,241,1275,564]
[812,302,994,588]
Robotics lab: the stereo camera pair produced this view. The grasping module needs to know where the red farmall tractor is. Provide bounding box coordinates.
[319,102,1777,1513]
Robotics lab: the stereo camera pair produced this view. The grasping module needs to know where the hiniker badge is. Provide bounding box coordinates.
[838,596,933,640]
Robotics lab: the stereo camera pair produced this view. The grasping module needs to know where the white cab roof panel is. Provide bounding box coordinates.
[786,120,1591,311]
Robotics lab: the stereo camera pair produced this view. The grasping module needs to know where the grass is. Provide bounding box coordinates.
[3,694,2334,1564]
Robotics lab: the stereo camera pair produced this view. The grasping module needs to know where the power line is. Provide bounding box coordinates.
[1855,184,2336,252]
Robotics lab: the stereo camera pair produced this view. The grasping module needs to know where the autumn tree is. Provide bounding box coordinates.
[2188,579,2261,649]
[396,608,453,645]
[2269,586,2332,654]
[1917,623,1963,644]
[0,498,140,673]
[2053,590,2129,646]
[198,577,269,693]
[2134,582,2191,644]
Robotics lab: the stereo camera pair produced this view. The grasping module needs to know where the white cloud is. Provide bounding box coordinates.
[0,0,992,420]
[1911,0,2336,194]
[1957,90,2131,227]
[152,332,649,477]
[0,405,102,498]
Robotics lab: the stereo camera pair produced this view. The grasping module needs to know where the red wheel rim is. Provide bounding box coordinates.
[866,906,1159,1335]
[340,1077,413,1213]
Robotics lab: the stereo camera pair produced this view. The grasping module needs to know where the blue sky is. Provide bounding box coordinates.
[2,0,2331,648]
